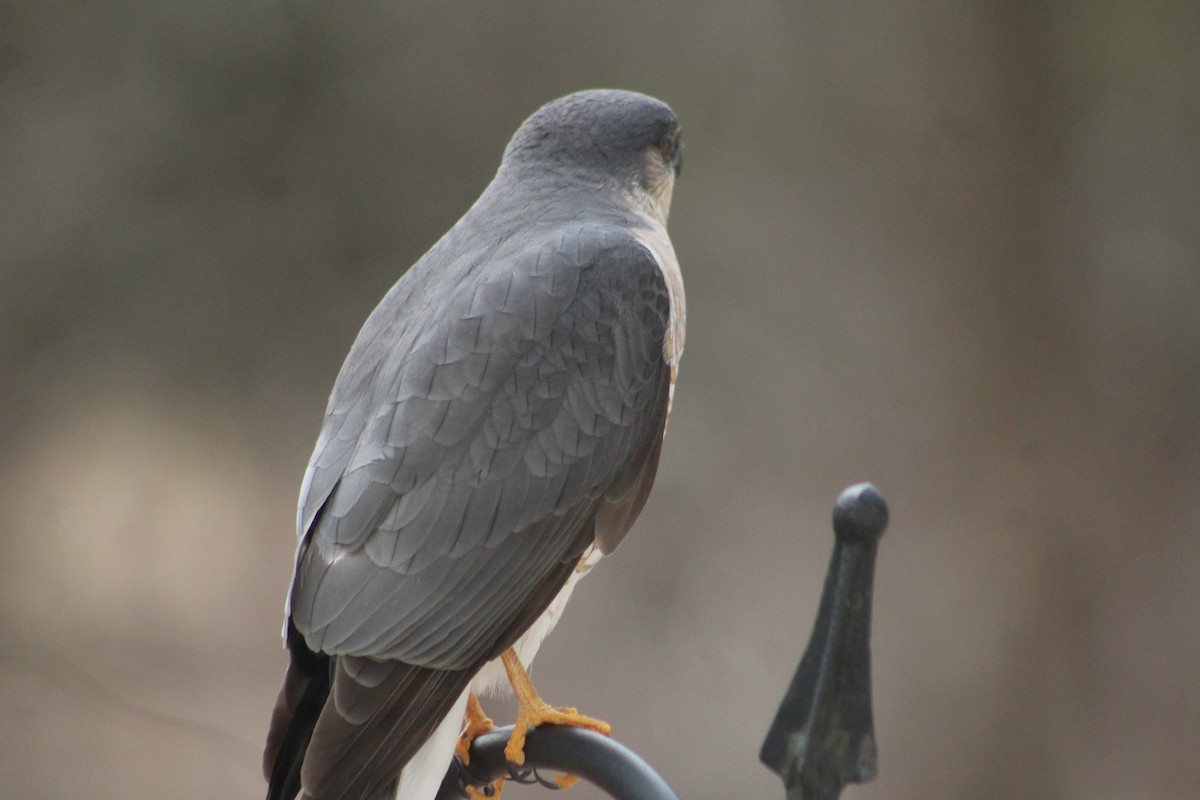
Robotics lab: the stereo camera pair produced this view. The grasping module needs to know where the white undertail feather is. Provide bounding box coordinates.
[394,691,469,800]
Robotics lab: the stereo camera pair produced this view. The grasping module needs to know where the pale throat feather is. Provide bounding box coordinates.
[630,221,685,417]
[626,169,685,413]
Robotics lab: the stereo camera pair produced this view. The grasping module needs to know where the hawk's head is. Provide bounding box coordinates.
[502,89,682,225]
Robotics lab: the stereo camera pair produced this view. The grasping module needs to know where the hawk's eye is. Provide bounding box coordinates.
[658,132,678,161]
[658,129,682,174]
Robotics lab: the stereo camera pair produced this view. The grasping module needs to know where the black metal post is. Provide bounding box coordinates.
[759,482,889,800]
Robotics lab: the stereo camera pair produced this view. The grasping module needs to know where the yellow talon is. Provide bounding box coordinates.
[456,691,496,766]
[554,773,581,790]
[500,649,612,766]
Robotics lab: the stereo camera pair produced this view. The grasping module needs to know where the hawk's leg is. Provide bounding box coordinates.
[456,691,496,766]
[458,692,507,800]
[500,648,612,767]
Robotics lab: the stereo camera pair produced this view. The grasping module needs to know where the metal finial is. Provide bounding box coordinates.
[760,483,889,800]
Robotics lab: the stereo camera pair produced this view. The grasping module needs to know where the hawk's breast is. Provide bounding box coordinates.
[631,223,685,414]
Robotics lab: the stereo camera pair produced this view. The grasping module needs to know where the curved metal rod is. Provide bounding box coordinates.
[437,725,679,800]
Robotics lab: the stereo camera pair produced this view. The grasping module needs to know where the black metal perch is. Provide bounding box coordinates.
[759,482,888,800]
[439,483,889,800]
[436,725,678,800]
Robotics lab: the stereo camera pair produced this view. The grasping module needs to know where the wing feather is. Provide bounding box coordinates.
[289,223,672,669]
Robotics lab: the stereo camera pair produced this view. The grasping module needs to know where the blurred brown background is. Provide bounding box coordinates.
[2,2,1198,799]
